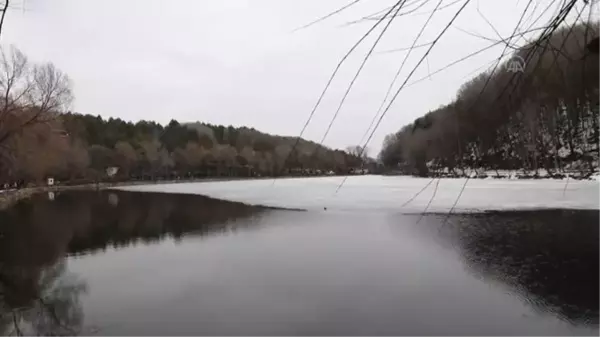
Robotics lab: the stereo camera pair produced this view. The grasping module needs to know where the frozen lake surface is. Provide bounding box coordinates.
[117,175,599,212]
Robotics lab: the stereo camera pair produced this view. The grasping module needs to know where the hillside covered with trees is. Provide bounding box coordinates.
[379,22,599,178]
[0,47,362,187]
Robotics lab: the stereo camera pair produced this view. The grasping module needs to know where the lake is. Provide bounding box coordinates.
[0,179,598,335]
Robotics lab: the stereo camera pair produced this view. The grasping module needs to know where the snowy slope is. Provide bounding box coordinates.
[114,176,599,213]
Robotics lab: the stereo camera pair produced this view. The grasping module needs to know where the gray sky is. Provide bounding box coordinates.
[2,0,595,154]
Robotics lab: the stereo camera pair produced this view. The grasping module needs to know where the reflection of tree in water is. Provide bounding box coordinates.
[441,210,599,326]
[0,190,270,335]
[0,260,87,336]
[0,194,91,335]
[63,190,271,254]
[1,190,270,255]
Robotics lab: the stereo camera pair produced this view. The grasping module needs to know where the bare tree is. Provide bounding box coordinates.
[11,119,70,183]
[274,144,292,171]
[0,47,72,173]
[174,142,206,172]
[239,146,255,166]
[64,139,89,179]
[138,139,174,178]
[212,144,237,166]
[88,145,114,176]
[346,145,369,160]
[333,150,347,171]
[256,151,275,176]
[114,141,138,177]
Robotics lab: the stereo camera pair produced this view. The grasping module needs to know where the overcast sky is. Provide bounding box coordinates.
[2,0,594,154]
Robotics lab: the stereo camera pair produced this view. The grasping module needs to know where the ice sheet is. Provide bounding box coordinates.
[115,175,599,213]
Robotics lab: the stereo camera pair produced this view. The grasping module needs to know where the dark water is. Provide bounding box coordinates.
[0,190,597,336]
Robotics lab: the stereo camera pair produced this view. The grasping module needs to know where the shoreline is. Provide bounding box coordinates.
[383,169,599,181]
[1,173,598,211]
[0,175,335,210]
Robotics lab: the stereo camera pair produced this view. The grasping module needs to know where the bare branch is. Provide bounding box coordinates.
[343,0,462,26]
[378,40,435,54]
[359,0,445,147]
[291,0,363,32]
[416,177,440,223]
[336,0,472,194]
[400,177,435,207]
[476,0,504,46]
[276,1,404,180]
[0,46,72,157]
[0,0,9,39]
[318,1,407,147]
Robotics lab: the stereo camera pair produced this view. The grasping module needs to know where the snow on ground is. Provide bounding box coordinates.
[115,175,599,213]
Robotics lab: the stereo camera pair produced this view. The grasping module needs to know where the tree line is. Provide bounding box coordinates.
[379,22,599,178]
[0,47,365,187]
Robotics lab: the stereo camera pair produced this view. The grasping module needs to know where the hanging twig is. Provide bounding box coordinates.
[400,177,435,207]
[0,0,9,39]
[358,0,445,147]
[274,1,404,184]
[416,177,440,223]
[291,0,364,32]
[335,0,472,194]
[318,1,407,148]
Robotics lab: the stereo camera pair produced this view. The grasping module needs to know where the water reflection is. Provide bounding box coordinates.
[0,190,271,335]
[1,190,270,255]
[0,190,597,335]
[0,259,87,336]
[438,210,599,326]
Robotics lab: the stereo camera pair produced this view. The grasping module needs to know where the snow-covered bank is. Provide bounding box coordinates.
[418,168,600,181]
[114,175,599,213]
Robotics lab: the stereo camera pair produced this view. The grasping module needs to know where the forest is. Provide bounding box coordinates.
[379,21,599,178]
[0,47,365,186]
